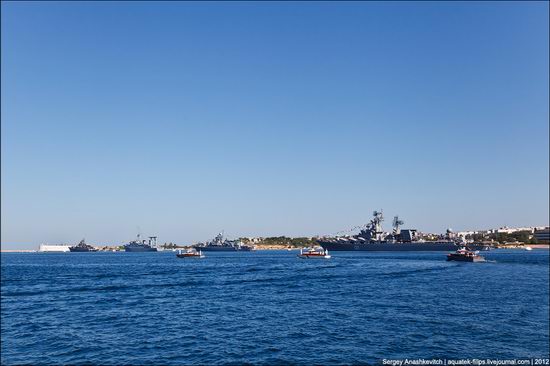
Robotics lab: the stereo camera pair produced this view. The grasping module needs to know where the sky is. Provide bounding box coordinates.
[1,1,549,249]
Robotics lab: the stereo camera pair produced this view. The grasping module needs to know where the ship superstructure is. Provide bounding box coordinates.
[317,211,491,251]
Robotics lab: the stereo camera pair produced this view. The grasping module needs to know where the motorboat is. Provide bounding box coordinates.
[298,247,331,259]
[176,249,205,259]
[447,247,485,262]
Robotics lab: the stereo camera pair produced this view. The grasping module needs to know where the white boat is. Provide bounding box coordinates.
[297,247,331,259]
[176,249,205,259]
[525,246,533,251]
[38,244,71,252]
[446,247,485,262]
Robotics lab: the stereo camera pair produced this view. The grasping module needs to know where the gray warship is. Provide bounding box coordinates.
[69,239,98,252]
[193,233,254,252]
[317,211,491,252]
[124,234,158,252]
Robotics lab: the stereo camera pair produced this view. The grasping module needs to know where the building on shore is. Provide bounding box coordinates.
[495,226,536,234]
[243,237,264,244]
[534,228,550,243]
[457,226,545,238]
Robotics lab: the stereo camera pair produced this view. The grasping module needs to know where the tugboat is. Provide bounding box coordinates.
[69,239,98,252]
[446,247,485,262]
[124,234,158,252]
[176,248,205,259]
[297,247,331,259]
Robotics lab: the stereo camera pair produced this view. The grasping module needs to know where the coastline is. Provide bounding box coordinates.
[1,249,38,253]
[2,245,549,253]
[524,244,550,249]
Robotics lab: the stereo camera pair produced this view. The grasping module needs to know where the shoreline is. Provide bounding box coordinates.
[2,245,549,253]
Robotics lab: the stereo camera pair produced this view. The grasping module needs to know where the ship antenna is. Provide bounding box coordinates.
[392,216,404,234]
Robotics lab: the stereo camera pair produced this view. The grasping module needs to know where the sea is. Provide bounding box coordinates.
[1,249,549,365]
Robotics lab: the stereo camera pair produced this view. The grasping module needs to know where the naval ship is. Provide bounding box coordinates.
[69,239,98,252]
[124,234,158,252]
[193,233,255,252]
[317,211,491,252]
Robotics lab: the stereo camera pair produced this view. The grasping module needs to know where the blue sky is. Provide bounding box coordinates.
[1,2,549,248]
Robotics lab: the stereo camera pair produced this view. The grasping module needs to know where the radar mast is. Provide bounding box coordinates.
[392,216,404,235]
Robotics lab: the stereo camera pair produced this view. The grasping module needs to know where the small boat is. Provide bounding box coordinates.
[524,246,533,251]
[298,247,331,259]
[447,247,485,262]
[176,249,205,259]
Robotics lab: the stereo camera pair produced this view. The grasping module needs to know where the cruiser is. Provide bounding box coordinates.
[124,234,158,252]
[193,233,255,252]
[69,239,98,252]
[317,211,491,252]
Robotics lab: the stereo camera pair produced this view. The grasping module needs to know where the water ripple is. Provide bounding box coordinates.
[1,250,548,364]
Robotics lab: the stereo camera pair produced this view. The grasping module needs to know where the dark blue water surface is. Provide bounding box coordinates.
[1,250,549,365]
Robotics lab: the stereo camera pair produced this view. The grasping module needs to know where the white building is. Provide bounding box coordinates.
[495,226,535,234]
[246,237,264,243]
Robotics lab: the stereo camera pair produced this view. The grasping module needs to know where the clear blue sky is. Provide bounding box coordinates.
[1,2,549,248]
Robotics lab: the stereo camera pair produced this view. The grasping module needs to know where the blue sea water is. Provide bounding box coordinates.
[1,250,549,365]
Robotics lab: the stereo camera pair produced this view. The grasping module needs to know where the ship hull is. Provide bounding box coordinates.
[193,246,254,252]
[318,241,490,252]
[236,247,253,252]
[194,246,237,252]
[177,254,204,258]
[69,248,98,252]
[447,255,485,262]
[124,246,158,252]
